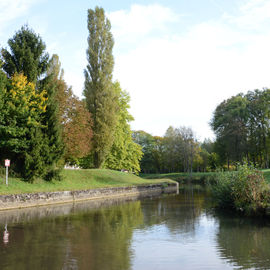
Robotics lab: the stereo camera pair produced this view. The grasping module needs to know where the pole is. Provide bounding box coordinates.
[6,166,8,186]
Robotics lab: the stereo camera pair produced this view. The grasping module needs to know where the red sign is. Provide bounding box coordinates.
[5,159,10,167]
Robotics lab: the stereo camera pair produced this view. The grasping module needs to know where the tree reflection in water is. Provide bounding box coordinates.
[0,199,143,270]
[0,186,269,270]
[216,212,270,269]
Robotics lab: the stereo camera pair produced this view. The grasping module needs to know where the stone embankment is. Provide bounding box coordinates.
[0,182,178,210]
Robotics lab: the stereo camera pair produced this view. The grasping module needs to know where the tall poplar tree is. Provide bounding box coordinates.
[84,6,118,168]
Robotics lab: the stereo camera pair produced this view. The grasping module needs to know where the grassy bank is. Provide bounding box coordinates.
[140,172,215,183]
[0,169,175,195]
[141,170,270,184]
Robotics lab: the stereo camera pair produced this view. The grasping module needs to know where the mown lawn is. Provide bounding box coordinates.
[0,169,175,195]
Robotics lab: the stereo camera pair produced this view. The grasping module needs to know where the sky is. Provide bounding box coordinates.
[1,0,270,141]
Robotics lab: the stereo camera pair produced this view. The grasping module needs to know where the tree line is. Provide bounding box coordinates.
[134,86,270,174]
[211,89,270,169]
[0,7,142,182]
[133,127,217,174]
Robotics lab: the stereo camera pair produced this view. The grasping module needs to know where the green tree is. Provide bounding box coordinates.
[177,126,198,174]
[49,55,92,164]
[152,136,165,173]
[132,130,157,173]
[246,89,270,168]
[0,73,48,181]
[0,60,7,123]
[104,82,143,173]
[1,26,64,181]
[84,6,118,168]
[211,94,248,168]
[163,126,181,172]
[1,25,49,83]
[38,77,63,181]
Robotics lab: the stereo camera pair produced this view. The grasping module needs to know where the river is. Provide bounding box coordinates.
[0,185,269,270]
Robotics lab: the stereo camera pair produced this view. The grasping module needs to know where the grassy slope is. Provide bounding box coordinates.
[140,172,215,182]
[141,170,270,184]
[0,169,175,195]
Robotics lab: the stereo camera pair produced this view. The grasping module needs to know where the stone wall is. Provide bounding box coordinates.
[0,182,179,210]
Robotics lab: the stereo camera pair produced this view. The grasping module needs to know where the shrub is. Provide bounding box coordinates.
[209,163,270,215]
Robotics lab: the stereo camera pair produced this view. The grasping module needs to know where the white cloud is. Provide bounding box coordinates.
[108,4,179,46]
[0,0,38,34]
[110,1,270,139]
[225,0,270,29]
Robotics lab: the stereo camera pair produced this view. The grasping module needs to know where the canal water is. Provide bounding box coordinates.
[0,185,269,270]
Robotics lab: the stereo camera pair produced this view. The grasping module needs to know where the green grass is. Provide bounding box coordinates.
[0,169,176,195]
[140,171,215,182]
[262,169,270,183]
[141,170,270,184]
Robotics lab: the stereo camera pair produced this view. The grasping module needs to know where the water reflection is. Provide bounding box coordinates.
[140,187,206,235]
[216,212,270,269]
[3,224,9,245]
[0,186,269,269]
[0,198,144,270]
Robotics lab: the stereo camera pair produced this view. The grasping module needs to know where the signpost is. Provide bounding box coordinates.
[5,159,10,186]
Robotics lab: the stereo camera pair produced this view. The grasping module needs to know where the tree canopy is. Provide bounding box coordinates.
[104,82,143,173]
[211,89,270,168]
[1,25,49,83]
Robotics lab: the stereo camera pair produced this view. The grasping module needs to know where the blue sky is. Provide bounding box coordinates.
[1,0,270,140]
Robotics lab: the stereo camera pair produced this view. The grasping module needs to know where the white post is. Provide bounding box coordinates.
[6,166,8,186]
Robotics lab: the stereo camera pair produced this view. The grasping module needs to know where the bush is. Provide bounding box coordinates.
[209,163,270,215]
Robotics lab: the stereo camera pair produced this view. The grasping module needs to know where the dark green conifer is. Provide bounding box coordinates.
[1,25,49,83]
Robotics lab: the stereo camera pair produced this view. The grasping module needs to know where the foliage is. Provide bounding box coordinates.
[0,73,47,182]
[84,6,117,168]
[104,82,143,173]
[38,67,64,181]
[78,154,94,169]
[211,89,270,168]
[246,89,270,168]
[49,54,92,163]
[209,163,270,215]
[1,26,64,181]
[162,126,200,173]
[132,130,159,173]
[208,152,220,171]
[1,25,49,83]
[211,94,248,167]
[133,126,212,174]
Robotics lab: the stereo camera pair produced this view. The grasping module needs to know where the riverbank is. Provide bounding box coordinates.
[0,169,176,195]
[0,183,178,210]
[0,169,178,210]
